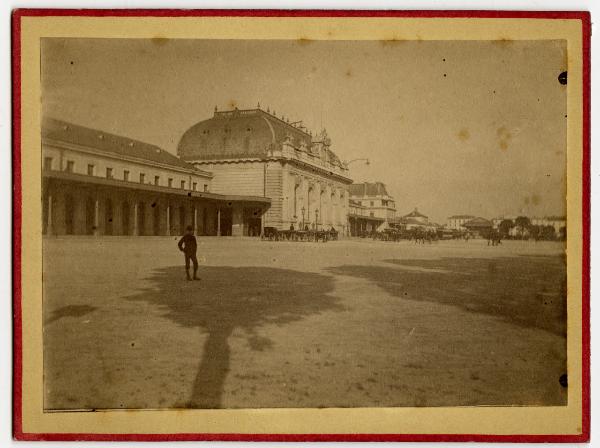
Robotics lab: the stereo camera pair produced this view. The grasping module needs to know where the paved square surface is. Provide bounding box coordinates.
[43,237,567,409]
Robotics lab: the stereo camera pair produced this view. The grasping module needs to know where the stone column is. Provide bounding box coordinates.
[133,202,139,236]
[293,177,300,226]
[193,205,198,234]
[93,195,100,236]
[307,182,313,225]
[281,167,290,227]
[166,202,171,236]
[302,178,310,226]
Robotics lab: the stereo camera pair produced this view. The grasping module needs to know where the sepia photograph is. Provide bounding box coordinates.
[12,9,589,441]
[41,36,568,410]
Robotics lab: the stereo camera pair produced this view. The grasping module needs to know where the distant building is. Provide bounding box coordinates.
[178,106,353,234]
[462,217,493,237]
[347,182,396,235]
[393,208,438,231]
[447,214,475,230]
[42,117,269,237]
[491,215,519,229]
[402,208,429,223]
[531,216,566,237]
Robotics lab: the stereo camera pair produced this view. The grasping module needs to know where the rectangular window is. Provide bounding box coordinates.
[181,180,186,189]
[192,182,197,191]
[106,167,113,179]
[65,161,74,173]
[370,212,375,217]
[370,201,374,207]
[203,184,208,192]
[140,173,145,183]
[154,175,160,186]
[123,170,130,181]
[168,178,173,188]
[44,157,53,170]
[87,164,95,176]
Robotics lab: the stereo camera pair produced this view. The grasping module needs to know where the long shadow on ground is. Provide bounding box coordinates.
[126,266,343,408]
[327,255,566,336]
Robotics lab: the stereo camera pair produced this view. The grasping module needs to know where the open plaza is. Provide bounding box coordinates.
[43,236,567,410]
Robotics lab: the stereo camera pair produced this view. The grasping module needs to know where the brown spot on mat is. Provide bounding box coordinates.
[457,128,470,141]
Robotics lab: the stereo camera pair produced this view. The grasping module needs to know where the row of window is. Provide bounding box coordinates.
[44,157,208,192]
[355,200,395,208]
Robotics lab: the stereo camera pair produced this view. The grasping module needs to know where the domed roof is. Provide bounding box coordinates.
[178,108,313,161]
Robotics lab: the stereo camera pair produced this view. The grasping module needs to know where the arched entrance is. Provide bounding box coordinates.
[137,202,146,236]
[65,194,75,235]
[85,196,95,235]
[153,202,160,236]
[179,205,186,235]
[105,198,113,235]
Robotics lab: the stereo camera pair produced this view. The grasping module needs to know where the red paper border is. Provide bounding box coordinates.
[11,9,591,443]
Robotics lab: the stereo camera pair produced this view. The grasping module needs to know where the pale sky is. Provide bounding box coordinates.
[42,38,567,223]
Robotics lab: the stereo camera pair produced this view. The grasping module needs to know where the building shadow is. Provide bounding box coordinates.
[126,266,343,408]
[327,255,566,336]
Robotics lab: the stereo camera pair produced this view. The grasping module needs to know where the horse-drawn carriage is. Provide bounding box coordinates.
[261,227,337,242]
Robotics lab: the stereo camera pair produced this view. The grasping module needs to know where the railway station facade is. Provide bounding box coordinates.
[42,117,270,237]
[177,106,353,234]
[42,105,354,237]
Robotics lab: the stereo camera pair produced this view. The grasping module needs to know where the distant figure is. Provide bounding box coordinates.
[487,230,502,246]
[304,224,309,231]
[178,225,199,281]
[330,225,336,232]
[290,223,295,231]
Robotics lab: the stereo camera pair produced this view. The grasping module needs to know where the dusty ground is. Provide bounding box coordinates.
[43,237,567,410]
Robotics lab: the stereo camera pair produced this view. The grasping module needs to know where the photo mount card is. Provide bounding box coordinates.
[12,9,590,442]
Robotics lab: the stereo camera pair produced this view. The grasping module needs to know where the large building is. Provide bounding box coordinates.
[42,117,270,237]
[447,214,476,230]
[178,106,353,233]
[347,182,396,235]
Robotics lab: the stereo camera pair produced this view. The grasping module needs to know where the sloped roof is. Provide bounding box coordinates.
[43,117,196,171]
[463,217,493,228]
[403,208,428,218]
[348,182,390,197]
[177,107,345,167]
[448,214,475,220]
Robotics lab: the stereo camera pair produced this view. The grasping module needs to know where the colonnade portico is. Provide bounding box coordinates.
[287,173,348,231]
[43,172,270,237]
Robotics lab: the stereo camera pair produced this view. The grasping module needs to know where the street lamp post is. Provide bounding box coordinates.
[345,158,370,167]
[301,206,306,230]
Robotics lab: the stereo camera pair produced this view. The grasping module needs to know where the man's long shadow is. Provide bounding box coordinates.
[126,266,343,408]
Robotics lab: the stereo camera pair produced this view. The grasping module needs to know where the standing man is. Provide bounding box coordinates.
[178,225,199,281]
